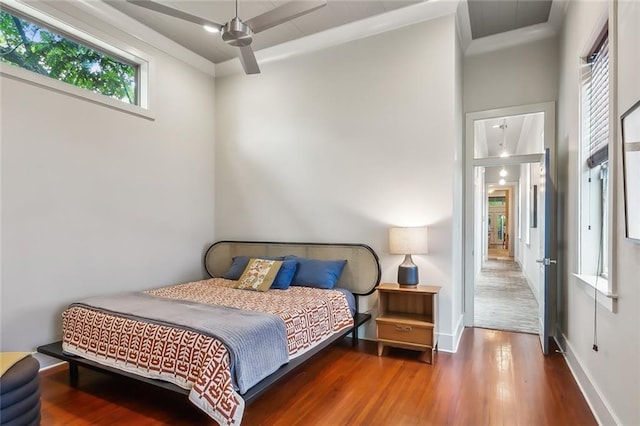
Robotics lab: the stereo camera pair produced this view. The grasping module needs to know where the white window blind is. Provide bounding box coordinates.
[586,32,609,168]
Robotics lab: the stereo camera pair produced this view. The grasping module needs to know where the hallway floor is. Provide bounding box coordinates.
[474,258,539,334]
[488,247,511,259]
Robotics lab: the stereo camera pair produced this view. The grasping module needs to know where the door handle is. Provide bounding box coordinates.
[536,258,557,265]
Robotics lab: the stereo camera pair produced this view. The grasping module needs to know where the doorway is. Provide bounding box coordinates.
[464,102,557,354]
[487,187,510,258]
[474,164,539,334]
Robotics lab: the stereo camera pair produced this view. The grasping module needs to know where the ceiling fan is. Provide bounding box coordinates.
[127,0,328,74]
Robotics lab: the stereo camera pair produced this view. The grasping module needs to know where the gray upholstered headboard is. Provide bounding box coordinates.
[204,241,380,296]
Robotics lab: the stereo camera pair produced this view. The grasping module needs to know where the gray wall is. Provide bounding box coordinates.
[464,36,559,113]
[215,15,464,350]
[557,1,640,424]
[0,3,216,365]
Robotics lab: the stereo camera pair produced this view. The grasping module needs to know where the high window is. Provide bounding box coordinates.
[579,28,610,289]
[1,8,139,105]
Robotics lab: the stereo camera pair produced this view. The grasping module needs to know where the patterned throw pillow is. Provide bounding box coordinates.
[236,258,283,292]
[221,255,284,280]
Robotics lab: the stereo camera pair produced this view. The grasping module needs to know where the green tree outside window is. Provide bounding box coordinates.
[1,9,137,105]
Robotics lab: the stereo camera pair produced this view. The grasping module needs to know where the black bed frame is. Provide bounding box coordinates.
[37,313,370,403]
[37,241,380,405]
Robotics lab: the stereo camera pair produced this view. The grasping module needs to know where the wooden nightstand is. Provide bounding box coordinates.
[376,283,440,364]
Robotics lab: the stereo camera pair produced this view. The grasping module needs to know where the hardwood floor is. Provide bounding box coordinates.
[487,247,512,260]
[40,328,596,425]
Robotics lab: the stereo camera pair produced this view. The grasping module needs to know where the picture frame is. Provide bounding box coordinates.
[621,99,640,242]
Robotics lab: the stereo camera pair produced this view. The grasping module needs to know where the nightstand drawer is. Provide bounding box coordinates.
[377,320,433,346]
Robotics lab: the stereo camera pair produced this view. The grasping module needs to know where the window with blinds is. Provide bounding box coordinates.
[579,27,610,281]
[586,31,609,169]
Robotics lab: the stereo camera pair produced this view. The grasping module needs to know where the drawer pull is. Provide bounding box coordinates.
[395,325,412,332]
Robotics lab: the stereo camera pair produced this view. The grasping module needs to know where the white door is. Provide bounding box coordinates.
[536,149,554,354]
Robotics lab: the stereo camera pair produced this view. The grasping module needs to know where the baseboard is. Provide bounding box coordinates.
[35,353,66,372]
[556,332,620,425]
[517,258,540,304]
[436,314,465,353]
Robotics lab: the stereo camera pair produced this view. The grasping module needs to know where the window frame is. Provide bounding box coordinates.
[0,0,153,119]
[575,24,615,309]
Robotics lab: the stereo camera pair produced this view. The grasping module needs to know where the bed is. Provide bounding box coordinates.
[38,241,380,425]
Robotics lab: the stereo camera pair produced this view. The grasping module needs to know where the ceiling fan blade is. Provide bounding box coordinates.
[246,0,327,34]
[126,0,223,31]
[238,46,260,74]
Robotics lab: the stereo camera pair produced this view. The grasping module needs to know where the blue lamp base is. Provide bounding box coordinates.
[397,254,419,286]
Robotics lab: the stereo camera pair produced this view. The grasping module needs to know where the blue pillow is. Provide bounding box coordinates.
[222,256,283,280]
[284,255,347,289]
[270,260,298,290]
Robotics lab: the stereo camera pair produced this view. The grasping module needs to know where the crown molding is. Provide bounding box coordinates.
[458,0,564,57]
[455,0,473,53]
[465,22,557,57]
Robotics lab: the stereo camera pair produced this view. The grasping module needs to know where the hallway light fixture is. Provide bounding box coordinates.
[499,168,508,177]
[389,226,428,286]
[498,119,509,157]
[499,178,506,185]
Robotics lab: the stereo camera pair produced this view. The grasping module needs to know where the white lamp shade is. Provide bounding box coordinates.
[389,227,429,255]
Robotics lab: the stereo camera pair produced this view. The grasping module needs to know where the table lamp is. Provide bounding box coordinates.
[388,226,428,286]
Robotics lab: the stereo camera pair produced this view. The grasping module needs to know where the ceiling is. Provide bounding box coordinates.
[105,0,557,65]
[106,0,421,63]
[473,112,545,159]
[467,0,552,40]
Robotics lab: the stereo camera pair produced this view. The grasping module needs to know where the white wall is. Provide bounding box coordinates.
[474,168,485,273]
[0,3,216,364]
[215,15,463,350]
[557,0,640,424]
[464,36,559,113]
[451,17,465,347]
[517,162,542,301]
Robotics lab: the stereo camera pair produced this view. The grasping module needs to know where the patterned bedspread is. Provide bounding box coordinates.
[62,278,354,425]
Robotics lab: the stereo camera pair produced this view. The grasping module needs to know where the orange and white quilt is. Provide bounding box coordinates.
[61,278,354,426]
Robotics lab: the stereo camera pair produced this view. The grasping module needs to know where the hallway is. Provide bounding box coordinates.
[474,256,539,334]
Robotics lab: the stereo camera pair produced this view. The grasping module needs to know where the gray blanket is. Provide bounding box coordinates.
[70,292,288,394]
